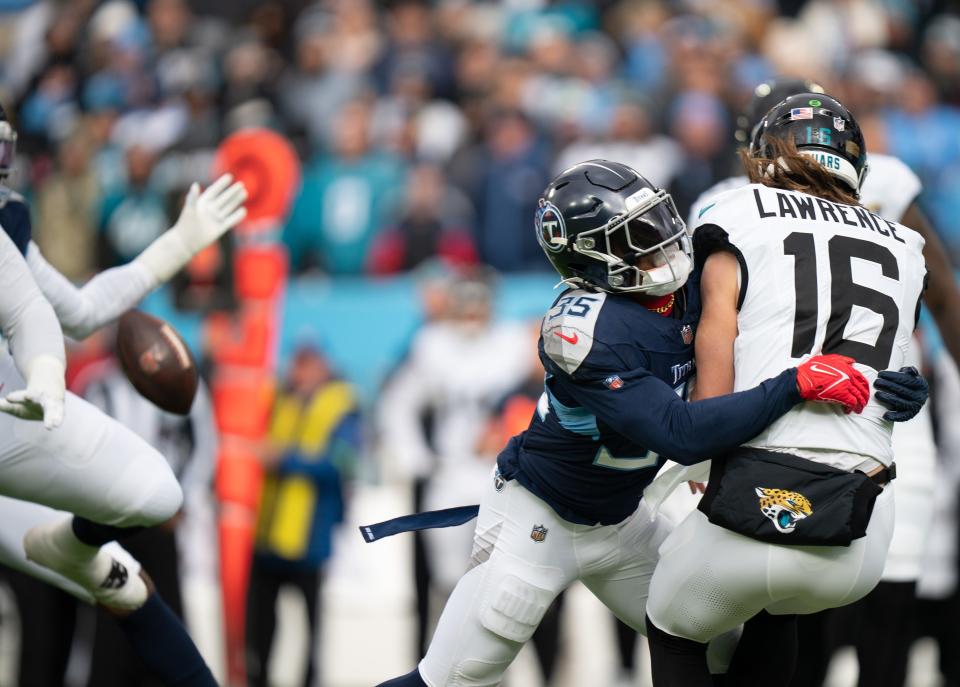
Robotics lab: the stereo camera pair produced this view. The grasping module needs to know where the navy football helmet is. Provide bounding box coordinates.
[0,105,15,179]
[735,78,825,144]
[750,93,868,195]
[536,160,691,295]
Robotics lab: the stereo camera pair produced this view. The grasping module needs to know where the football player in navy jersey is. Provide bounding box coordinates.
[374,160,928,687]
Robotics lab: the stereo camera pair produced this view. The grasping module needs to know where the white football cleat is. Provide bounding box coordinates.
[23,520,148,610]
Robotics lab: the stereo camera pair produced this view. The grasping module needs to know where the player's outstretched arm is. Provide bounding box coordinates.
[25,174,247,340]
[0,229,65,428]
[558,364,804,465]
[136,173,247,283]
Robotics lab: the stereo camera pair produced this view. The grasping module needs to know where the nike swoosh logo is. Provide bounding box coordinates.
[554,330,579,345]
[808,363,852,401]
[809,363,848,381]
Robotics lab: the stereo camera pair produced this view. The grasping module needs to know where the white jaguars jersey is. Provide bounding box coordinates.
[689,152,922,228]
[694,183,927,466]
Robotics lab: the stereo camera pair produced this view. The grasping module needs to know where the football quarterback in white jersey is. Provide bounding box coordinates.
[645,93,929,686]
[0,105,246,685]
[689,78,960,687]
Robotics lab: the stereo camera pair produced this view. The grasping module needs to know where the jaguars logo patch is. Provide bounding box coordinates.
[756,487,813,534]
[535,198,567,253]
[530,524,548,542]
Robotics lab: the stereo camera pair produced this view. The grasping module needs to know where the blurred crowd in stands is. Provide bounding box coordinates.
[2,0,960,280]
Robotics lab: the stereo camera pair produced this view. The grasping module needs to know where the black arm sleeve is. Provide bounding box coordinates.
[555,368,801,465]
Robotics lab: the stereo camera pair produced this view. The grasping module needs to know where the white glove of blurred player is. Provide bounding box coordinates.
[135,174,248,284]
[0,355,65,429]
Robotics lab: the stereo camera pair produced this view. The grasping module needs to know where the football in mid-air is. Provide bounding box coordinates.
[116,310,199,415]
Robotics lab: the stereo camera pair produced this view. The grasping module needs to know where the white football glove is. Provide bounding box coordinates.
[0,355,66,429]
[136,173,248,284]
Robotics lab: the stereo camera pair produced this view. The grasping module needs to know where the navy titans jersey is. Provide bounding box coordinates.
[496,265,803,526]
[498,277,700,526]
[0,189,32,256]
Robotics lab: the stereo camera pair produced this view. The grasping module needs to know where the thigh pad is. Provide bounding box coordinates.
[479,573,554,643]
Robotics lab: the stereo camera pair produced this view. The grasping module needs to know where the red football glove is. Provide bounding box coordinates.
[796,354,870,414]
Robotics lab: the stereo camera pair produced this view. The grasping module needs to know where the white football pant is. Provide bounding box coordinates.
[0,353,182,590]
[418,468,674,686]
[646,484,895,643]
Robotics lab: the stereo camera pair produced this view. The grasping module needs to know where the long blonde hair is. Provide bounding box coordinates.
[739,136,859,206]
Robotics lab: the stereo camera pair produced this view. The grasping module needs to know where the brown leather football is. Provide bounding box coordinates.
[116,310,199,415]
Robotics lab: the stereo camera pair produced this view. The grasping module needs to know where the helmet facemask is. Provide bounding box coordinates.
[0,120,16,179]
[572,187,692,295]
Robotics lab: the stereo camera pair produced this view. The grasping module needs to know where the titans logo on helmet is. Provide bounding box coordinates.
[536,198,567,253]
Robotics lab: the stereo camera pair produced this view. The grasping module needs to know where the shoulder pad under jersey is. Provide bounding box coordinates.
[541,289,607,375]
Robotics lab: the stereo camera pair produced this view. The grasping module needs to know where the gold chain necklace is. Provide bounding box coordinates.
[648,293,675,314]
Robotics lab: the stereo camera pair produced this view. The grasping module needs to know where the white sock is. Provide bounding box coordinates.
[32,517,112,583]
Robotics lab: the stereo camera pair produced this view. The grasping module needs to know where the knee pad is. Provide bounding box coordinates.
[114,450,183,527]
[136,464,183,525]
[479,573,554,643]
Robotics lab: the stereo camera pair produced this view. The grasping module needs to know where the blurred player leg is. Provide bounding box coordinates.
[531,591,565,684]
[0,496,216,686]
[0,565,77,687]
[645,615,712,687]
[245,561,284,687]
[916,590,960,686]
[788,608,841,686]
[246,538,331,686]
[292,566,322,687]
[723,611,798,684]
[613,617,639,685]
[844,340,935,686]
[852,581,917,687]
[86,527,183,687]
